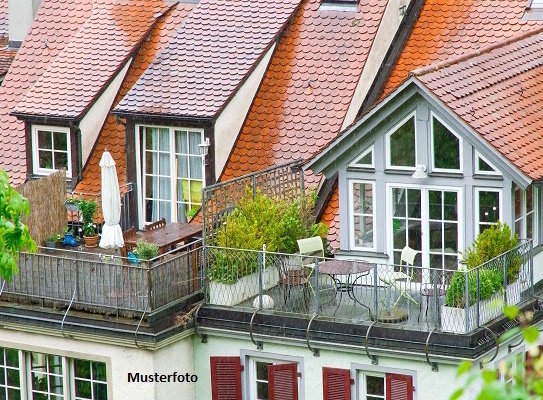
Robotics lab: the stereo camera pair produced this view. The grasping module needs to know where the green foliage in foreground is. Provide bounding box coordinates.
[451,305,543,400]
[0,170,37,279]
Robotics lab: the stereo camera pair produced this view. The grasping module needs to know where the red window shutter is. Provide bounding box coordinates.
[526,345,543,377]
[268,363,299,400]
[386,373,414,400]
[210,356,242,400]
[323,367,352,400]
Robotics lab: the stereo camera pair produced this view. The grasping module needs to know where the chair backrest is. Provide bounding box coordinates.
[297,236,324,259]
[400,246,418,267]
[145,218,166,232]
[123,227,137,240]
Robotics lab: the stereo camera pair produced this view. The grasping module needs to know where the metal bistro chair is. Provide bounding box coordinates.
[380,246,419,308]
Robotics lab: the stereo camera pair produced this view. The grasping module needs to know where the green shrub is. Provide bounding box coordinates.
[445,268,503,307]
[78,199,97,236]
[133,241,159,261]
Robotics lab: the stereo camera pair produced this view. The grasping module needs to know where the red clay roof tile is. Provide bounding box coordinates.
[75,4,194,195]
[416,28,543,180]
[115,0,302,119]
[321,181,339,250]
[221,0,388,185]
[0,0,94,184]
[14,0,172,120]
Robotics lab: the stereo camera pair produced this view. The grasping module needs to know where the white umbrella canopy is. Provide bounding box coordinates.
[99,151,124,249]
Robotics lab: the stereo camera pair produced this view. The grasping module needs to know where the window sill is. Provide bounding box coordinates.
[473,173,503,180]
[383,169,414,175]
[335,249,389,259]
[427,171,463,179]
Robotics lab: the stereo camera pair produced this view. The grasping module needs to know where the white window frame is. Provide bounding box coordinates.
[70,359,108,400]
[27,351,69,400]
[474,188,502,235]
[349,180,376,251]
[385,112,417,171]
[351,363,416,400]
[135,124,205,229]
[430,112,463,173]
[494,346,525,385]
[357,371,386,400]
[0,347,24,400]
[514,185,538,244]
[530,0,543,8]
[31,125,72,178]
[474,151,501,176]
[349,145,374,169]
[247,357,300,400]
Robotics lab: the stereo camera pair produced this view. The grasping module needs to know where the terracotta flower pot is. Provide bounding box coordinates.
[84,234,99,248]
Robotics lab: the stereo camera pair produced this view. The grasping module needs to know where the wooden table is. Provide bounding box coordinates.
[125,223,202,254]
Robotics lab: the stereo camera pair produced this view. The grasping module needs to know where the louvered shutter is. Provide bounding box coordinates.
[210,356,243,400]
[386,373,414,400]
[268,363,299,400]
[323,367,352,400]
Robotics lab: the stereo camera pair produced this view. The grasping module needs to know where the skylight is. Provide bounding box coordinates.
[320,0,359,11]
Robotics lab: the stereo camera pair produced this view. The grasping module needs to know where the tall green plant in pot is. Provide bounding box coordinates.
[79,199,98,248]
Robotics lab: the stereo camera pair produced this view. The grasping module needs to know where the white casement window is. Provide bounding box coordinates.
[32,125,71,178]
[137,125,205,226]
[385,113,416,170]
[248,358,299,400]
[349,145,374,169]
[514,184,537,243]
[474,152,500,175]
[475,188,502,234]
[431,113,462,172]
[72,359,107,400]
[495,349,524,385]
[349,180,375,251]
[358,372,385,400]
[29,352,67,399]
[0,348,22,399]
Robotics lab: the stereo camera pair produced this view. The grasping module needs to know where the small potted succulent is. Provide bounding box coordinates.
[44,233,61,249]
[64,198,81,212]
[79,199,98,247]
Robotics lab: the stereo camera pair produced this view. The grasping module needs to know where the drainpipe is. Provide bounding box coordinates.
[70,122,82,183]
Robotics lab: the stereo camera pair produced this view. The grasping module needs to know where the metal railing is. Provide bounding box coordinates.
[2,240,203,318]
[204,241,534,334]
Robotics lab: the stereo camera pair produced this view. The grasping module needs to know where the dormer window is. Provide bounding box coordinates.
[386,113,416,170]
[320,0,358,10]
[349,145,374,169]
[31,125,72,178]
[431,114,462,172]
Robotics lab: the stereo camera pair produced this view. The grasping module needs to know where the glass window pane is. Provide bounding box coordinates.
[479,191,499,223]
[158,201,171,223]
[53,131,67,151]
[389,117,415,167]
[190,181,203,205]
[408,220,422,251]
[443,192,458,221]
[92,362,107,382]
[158,128,170,152]
[54,152,68,170]
[93,382,108,400]
[514,187,521,219]
[429,221,443,251]
[256,362,268,380]
[38,131,52,149]
[392,219,406,249]
[39,151,53,169]
[159,153,170,176]
[527,213,533,240]
[407,189,421,218]
[0,367,4,384]
[75,380,91,398]
[158,177,171,200]
[5,350,17,368]
[188,132,201,155]
[429,191,442,220]
[354,216,373,248]
[433,117,460,169]
[7,388,20,400]
[478,156,495,172]
[366,375,384,395]
[74,360,91,379]
[6,369,19,387]
[177,155,189,179]
[353,183,372,214]
[189,156,202,179]
[526,186,533,212]
[392,188,406,218]
[145,128,158,150]
[48,355,62,375]
[256,381,268,399]
[444,223,458,252]
[175,130,188,154]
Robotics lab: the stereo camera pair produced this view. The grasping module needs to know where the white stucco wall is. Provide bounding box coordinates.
[8,0,39,43]
[532,250,543,285]
[214,44,276,178]
[80,59,131,166]
[0,328,195,400]
[193,333,462,400]
[341,0,413,129]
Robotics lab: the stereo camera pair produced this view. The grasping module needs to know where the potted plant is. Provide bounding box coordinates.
[79,199,98,247]
[62,228,78,247]
[133,240,159,261]
[44,233,61,249]
[441,222,521,333]
[64,198,81,212]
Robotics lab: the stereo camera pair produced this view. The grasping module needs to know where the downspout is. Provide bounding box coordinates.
[70,122,82,184]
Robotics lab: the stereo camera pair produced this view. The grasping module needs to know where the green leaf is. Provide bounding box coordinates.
[503,305,519,320]
[449,388,464,400]
[533,379,543,394]
[481,369,497,384]
[522,326,539,344]
[457,360,472,377]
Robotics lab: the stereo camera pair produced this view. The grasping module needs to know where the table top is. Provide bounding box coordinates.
[125,223,202,250]
[318,259,373,275]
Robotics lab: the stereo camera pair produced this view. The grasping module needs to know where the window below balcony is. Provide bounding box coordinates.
[31,125,71,178]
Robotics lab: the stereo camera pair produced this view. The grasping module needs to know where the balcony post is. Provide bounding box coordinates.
[315,257,320,314]
[433,268,439,329]
[502,253,508,303]
[147,261,153,312]
[529,240,534,296]
[258,245,264,309]
[464,269,470,332]
[373,264,378,321]
[476,268,480,328]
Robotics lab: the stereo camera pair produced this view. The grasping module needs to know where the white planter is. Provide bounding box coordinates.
[506,279,521,305]
[441,292,503,334]
[209,268,279,307]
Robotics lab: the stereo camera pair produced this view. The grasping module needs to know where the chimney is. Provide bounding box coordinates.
[8,0,42,48]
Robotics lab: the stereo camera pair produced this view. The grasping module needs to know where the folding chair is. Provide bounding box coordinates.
[380,246,419,307]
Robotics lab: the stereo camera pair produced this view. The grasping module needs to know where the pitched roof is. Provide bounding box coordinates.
[0,0,94,184]
[13,0,172,120]
[115,0,302,119]
[415,28,543,181]
[75,3,195,194]
[220,0,388,185]
[0,36,16,77]
[382,0,543,99]
[320,182,339,250]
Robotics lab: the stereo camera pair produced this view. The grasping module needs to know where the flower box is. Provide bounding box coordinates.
[209,268,279,307]
[441,282,522,334]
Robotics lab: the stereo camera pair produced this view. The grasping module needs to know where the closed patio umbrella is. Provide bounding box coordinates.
[99,151,124,249]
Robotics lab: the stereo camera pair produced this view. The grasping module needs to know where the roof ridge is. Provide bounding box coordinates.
[411,25,543,76]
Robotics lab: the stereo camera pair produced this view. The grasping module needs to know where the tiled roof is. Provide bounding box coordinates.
[14,0,172,120]
[0,0,7,35]
[221,0,388,185]
[320,182,339,251]
[115,0,302,119]
[382,0,543,98]
[415,28,543,180]
[75,3,195,194]
[0,36,16,77]
[0,0,94,184]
